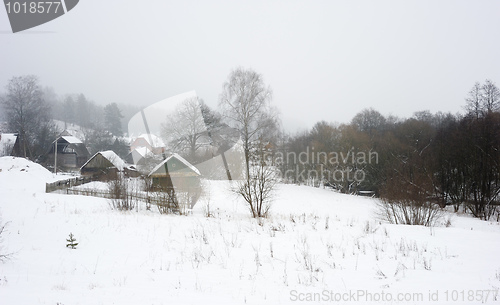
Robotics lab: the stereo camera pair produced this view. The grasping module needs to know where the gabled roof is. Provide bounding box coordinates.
[149,153,201,177]
[60,136,83,144]
[133,134,165,148]
[99,150,127,171]
[52,135,89,157]
[53,120,86,140]
[81,150,127,171]
[132,146,152,158]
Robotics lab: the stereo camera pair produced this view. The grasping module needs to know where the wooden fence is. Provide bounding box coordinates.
[65,188,115,198]
[47,178,148,201]
[46,177,195,214]
[45,176,96,193]
[64,188,148,202]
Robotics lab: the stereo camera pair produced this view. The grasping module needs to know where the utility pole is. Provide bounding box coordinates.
[54,138,58,175]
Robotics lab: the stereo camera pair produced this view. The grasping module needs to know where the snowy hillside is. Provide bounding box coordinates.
[0,157,499,304]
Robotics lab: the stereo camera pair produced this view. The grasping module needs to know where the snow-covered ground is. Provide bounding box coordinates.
[0,156,499,304]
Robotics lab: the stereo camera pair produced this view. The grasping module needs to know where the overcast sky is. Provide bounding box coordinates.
[1,0,499,131]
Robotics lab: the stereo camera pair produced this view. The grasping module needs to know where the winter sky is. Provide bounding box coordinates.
[1,0,499,131]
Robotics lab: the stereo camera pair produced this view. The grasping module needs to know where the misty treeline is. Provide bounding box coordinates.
[276,79,500,220]
[166,68,499,220]
[0,75,139,159]
[1,73,499,220]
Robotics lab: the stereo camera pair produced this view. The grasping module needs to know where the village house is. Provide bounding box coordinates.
[80,150,139,181]
[130,134,166,156]
[148,153,202,207]
[45,134,90,170]
[0,133,20,157]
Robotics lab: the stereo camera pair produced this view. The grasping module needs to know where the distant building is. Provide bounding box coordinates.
[125,146,151,165]
[149,153,202,207]
[46,135,90,169]
[127,134,167,174]
[0,133,20,157]
[130,134,166,156]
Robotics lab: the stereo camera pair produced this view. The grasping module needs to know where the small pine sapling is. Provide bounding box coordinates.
[66,233,78,249]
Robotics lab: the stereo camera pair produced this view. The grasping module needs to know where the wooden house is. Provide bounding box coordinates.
[46,135,90,169]
[130,134,166,156]
[125,146,152,166]
[125,146,164,175]
[148,153,202,206]
[0,133,21,157]
[80,150,139,180]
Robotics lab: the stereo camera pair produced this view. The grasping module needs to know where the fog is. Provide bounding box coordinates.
[1,0,499,131]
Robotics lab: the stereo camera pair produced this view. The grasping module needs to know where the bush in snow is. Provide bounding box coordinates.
[200,181,214,218]
[378,198,442,227]
[235,158,278,218]
[152,189,180,215]
[108,175,137,211]
[0,219,11,262]
[378,163,443,227]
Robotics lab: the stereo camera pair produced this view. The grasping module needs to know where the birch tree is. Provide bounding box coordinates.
[219,67,277,179]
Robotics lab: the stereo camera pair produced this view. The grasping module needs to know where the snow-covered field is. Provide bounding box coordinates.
[0,156,499,304]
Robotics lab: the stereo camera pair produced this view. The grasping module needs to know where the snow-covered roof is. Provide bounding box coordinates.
[81,150,127,171]
[149,153,201,176]
[60,136,83,144]
[132,146,153,158]
[53,120,87,141]
[135,134,165,148]
[0,134,17,156]
[99,150,127,171]
[127,146,158,165]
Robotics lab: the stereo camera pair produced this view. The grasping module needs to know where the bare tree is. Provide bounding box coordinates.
[235,156,279,218]
[219,67,277,180]
[1,75,53,158]
[465,82,483,120]
[351,108,386,134]
[465,80,500,119]
[481,79,500,114]
[162,97,207,161]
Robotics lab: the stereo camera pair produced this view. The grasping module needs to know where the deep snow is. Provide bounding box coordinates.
[0,156,499,304]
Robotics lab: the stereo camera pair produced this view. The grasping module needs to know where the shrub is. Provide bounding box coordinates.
[0,218,13,262]
[378,198,442,227]
[108,176,137,211]
[379,166,444,226]
[235,161,278,218]
[151,189,180,215]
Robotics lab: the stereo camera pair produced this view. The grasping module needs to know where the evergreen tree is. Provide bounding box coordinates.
[62,95,76,124]
[66,233,78,249]
[76,94,91,127]
[104,103,124,136]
